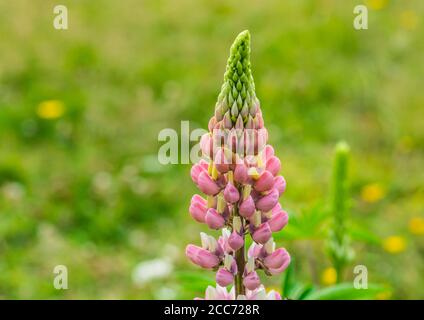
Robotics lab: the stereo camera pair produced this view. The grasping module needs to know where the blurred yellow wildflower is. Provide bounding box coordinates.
[383,236,406,254]
[321,267,337,286]
[400,10,418,30]
[409,217,424,235]
[361,183,385,203]
[366,0,387,11]
[37,100,65,119]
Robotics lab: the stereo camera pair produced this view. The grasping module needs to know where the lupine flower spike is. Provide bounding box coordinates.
[186,30,290,300]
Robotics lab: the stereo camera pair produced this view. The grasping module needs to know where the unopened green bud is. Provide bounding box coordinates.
[215,30,257,124]
[231,101,239,118]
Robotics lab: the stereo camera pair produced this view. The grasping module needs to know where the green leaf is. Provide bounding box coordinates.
[281,258,315,300]
[350,225,382,246]
[274,204,329,241]
[175,271,215,291]
[305,282,389,300]
[281,260,296,297]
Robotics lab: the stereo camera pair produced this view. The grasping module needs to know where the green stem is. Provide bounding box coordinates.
[233,205,246,296]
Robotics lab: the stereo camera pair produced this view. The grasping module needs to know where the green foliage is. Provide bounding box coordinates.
[281,259,389,300]
[305,283,388,300]
[274,203,329,241]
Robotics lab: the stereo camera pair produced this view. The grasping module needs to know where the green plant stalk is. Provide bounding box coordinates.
[329,141,351,283]
[233,205,246,296]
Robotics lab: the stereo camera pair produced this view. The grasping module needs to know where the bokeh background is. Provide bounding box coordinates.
[0,0,423,299]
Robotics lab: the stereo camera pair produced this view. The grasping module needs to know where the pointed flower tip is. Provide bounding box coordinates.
[229,30,251,62]
[232,30,250,50]
[335,141,350,154]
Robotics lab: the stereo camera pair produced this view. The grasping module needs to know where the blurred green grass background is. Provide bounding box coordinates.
[0,0,423,299]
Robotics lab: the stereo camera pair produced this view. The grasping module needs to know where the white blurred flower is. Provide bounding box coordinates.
[92,171,113,194]
[132,258,173,286]
[1,182,24,201]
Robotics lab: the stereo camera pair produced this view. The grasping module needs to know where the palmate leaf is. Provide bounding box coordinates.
[304,282,389,300]
[349,224,382,246]
[281,259,315,300]
[274,203,329,241]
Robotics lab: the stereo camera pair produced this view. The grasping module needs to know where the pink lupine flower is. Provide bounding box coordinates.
[264,248,290,269]
[252,223,272,244]
[186,30,291,300]
[200,285,236,300]
[197,171,220,195]
[266,156,281,176]
[205,208,225,230]
[186,245,220,269]
[255,188,279,212]
[228,231,244,251]
[243,271,261,290]
[254,170,275,192]
[234,163,248,183]
[223,182,240,203]
[189,195,208,223]
[274,176,286,195]
[238,285,282,300]
[239,196,256,218]
[216,268,234,287]
[268,206,289,232]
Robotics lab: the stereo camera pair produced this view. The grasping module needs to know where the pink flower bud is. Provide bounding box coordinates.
[223,183,240,204]
[254,170,275,192]
[266,156,281,176]
[264,248,290,270]
[264,145,274,161]
[197,171,220,196]
[234,163,248,184]
[256,189,279,212]
[235,115,244,130]
[239,196,255,218]
[216,268,234,287]
[248,242,263,259]
[189,194,208,223]
[205,208,225,229]
[186,244,220,269]
[252,223,272,244]
[243,271,261,290]
[228,231,244,251]
[223,111,232,129]
[208,117,217,132]
[200,134,213,158]
[214,148,230,174]
[268,209,288,232]
[255,113,264,129]
[190,163,207,184]
[274,176,286,196]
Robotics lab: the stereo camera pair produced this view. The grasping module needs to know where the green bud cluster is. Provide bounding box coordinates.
[327,141,354,283]
[214,30,260,127]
